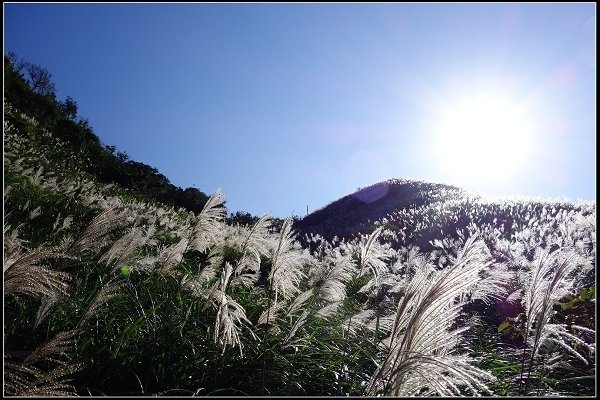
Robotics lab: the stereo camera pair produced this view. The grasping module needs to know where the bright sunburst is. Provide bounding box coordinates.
[434,94,533,185]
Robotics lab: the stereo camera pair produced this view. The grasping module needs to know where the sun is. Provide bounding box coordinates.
[433,94,533,186]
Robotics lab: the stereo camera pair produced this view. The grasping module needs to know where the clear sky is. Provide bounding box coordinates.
[4,3,596,218]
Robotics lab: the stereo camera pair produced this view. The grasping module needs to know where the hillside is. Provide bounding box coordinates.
[3,52,211,215]
[297,179,594,257]
[296,179,464,240]
[3,53,596,396]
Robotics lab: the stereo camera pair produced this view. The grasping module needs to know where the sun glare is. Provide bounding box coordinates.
[434,94,533,185]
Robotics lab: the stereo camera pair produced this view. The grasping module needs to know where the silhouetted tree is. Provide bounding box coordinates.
[26,63,55,96]
[58,96,78,120]
[228,211,259,227]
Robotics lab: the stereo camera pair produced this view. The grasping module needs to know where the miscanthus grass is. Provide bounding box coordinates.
[366,235,508,396]
[4,103,596,396]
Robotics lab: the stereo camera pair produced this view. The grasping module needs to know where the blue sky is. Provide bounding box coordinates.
[4,3,596,218]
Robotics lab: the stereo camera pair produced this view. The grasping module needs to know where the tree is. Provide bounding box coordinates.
[4,51,27,77]
[26,63,55,96]
[58,96,78,120]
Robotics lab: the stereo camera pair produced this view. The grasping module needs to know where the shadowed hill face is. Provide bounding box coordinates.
[295,179,464,241]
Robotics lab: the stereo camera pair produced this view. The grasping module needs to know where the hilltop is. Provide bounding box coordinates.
[295,178,464,241]
[4,52,596,397]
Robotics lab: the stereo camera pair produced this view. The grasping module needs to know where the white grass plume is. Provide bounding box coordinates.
[192,188,226,253]
[356,227,390,285]
[4,243,71,303]
[78,280,126,326]
[157,238,189,277]
[99,226,149,270]
[67,207,124,254]
[366,235,499,396]
[5,329,80,396]
[230,213,272,288]
[267,216,306,310]
[516,245,595,388]
[213,262,252,355]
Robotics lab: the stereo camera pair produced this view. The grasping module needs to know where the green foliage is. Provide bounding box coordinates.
[3,52,595,397]
[4,51,210,215]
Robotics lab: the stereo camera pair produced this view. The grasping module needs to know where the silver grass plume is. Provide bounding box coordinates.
[266,216,306,322]
[35,295,61,328]
[517,246,595,388]
[213,262,252,355]
[99,225,153,271]
[315,257,355,304]
[4,330,80,396]
[366,235,499,396]
[4,244,71,303]
[287,288,314,316]
[258,301,285,335]
[311,257,355,318]
[78,279,127,326]
[192,188,226,253]
[22,329,80,368]
[157,238,189,277]
[4,226,73,326]
[4,361,80,396]
[344,308,376,337]
[356,227,389,285]
[181,246,223,301]
[230,213,272,288]
[67,207,124,254]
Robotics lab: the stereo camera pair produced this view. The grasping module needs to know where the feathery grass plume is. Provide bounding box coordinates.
[316,302,343,318]
[78,279,127,326]
[4,226,73,326]
[214,294,252,356]
[258,300,285,335]
[34,295,61,328]
[4,361,80,396]
[67,206,124,254]
[4,245,71,301]
[22,329,80,367]
[356,226,389,285]
[213,262,252,355]
[181,246,223,304]
[314,257,355,304]
[5,329,80,396]
[287,288,314,316]
[285,310,310,344]
[51,213,73,234]
[192,188,226,253]
[231,213,272,288]
[267,216,306,310]
[366,235,498,396]
[157,238,189,277]
[99,226,147,271]
[516,245,595,393]
[310,256,356,318]
[344,308,376,337]
[237,213,272,269]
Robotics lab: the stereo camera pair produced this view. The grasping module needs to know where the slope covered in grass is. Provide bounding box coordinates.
[4,54,596,396]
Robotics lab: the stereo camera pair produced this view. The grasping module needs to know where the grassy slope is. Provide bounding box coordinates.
[4,76,596,396]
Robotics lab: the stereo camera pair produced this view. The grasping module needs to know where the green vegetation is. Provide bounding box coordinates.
[4,52,210,215]
[4,53,596,396]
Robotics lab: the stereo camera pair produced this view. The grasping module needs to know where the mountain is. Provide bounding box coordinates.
[3,52,211,215]
[295,178,465,241]
[4,53,596,397]
[295,178,594,261]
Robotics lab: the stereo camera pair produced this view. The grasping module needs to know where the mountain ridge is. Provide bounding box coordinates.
[295,178,465,240]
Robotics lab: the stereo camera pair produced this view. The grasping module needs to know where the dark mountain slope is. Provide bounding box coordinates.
[295,178,464,241]
[295,178,594,261]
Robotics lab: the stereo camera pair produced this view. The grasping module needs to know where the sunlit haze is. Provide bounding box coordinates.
[4,3,596,217]
[433,93,534,185]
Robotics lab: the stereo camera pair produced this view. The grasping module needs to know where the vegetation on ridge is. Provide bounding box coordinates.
[3,53,596,396]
